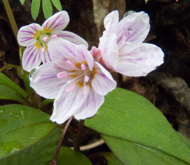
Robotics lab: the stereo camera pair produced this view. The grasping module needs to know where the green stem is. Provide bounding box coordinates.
[0,64,20,72]
[2,0,18,39]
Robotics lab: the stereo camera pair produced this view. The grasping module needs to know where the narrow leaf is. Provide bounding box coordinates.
[0,72,27,99]
[51,0,62,11]
[31,0,41,20]
[19,0,25,5]
[42,0,53,19]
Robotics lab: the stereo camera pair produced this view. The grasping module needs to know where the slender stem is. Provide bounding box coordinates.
[0,64,20,72]
[2,0,18,39]
[73,120,84,151]
[50,116,74,165]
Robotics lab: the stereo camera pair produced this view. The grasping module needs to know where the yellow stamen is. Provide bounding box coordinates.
[71,75,76,78]
[33,31,39,39]
[77,82,83,87]
[93,67,97,78]
[75,63,81,68]
[43,28,52,33]
[35,42,41,50]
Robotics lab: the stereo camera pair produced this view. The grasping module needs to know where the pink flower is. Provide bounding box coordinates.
[97,10,164,77]
[17,11,88,72]
[30,38,116,124]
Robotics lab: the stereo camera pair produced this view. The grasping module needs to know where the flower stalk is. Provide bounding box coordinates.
[50,116,74,165]
[2,0,18,39]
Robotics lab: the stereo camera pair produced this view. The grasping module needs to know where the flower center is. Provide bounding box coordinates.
[35,31,57,53]
[57,61,93,95]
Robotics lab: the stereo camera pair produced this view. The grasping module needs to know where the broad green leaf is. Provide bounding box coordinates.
[0,84,28,104]
[85,88,190,164]
[0,104,62,164]
[57,147,92,165]
[103,152,123,165]
[103,135,187,165]
[0,72,27,99]
[42,0,53,19]
[31,0,41,20]
[145,0,149,3]
[51,0,62,11]
[19,0,25,5]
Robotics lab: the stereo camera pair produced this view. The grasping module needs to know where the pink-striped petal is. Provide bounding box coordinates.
[57,31,88,48]
[50,86,89,124]
[17,23,41,46]
[91,62,116,95]
[104,10,119,31]
[48,38,94,70]
[30,62,67,99]
[99,33,119,69]
[117,11,150,46]
[116,43,164,77]
[22,45,41,72]
[42,11,69,32]
[41,49,52,63]
[75,89,104,120]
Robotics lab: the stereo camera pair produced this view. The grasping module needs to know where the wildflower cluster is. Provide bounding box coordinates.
[17,10,164,124]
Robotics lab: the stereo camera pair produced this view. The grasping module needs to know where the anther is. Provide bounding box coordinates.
[42,36,48,42]
[84,75,89,83]
[57,71,68,78]
[51,34,57,39]
[81,64,86,70]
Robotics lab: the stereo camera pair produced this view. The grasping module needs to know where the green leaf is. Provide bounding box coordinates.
[103,135,187,165]
[0,84,28,104]
[57,147,92,165]
[145,0,149,3]
[51,0,62,11]
[0,104,62,164]
[0,72,27,99]
[42,0,53,19]
[31,0,41,20]
[85,88,190,164]
[103,152,123,165]
[19,0,25,5]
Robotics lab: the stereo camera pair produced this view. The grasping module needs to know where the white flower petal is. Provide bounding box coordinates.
[48,38,94,70]
[41,50,52,63]
[22,45,41,72]
[99,33,119,69]
[57,31,88,48]
[116,43,164,77]
[50,86,89,124]
[17,23,41,46]
[30,62,67,99]
[104,10,119,31]
[117,11,150,45]
[92,62,116,95]
[75,89,104,120]
[42,11,69,32]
